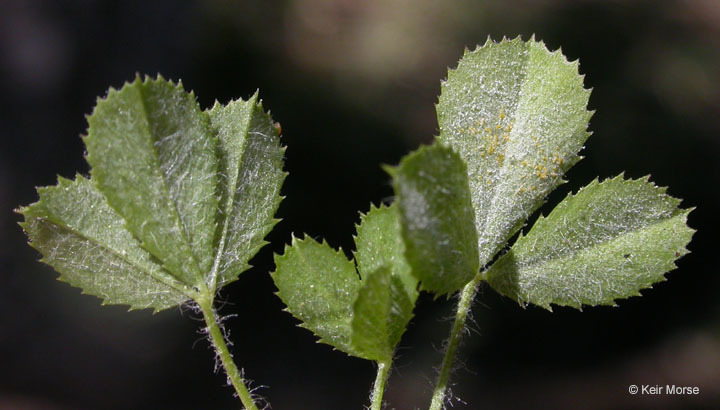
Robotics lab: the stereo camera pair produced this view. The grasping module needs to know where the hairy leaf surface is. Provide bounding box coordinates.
[19,77,285,310]
[19,176,190,310]
[354,204,413,291]
[84,76,218,286]
[272,236,360,355]
[437,37,592,267]
[486,176,694,309]
[209,95,286,288]
[352,205,417,360]
[391,144,479,296]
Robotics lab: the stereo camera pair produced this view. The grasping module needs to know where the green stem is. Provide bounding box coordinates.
[197,296,259,410]
[428,272,484,410]
[370,360,392,410]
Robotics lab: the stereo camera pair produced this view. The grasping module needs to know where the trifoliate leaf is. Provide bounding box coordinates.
[19,176,191,311]
[19,76,285,310]
[208,94,286,289]
[272,236,360,355]
[272,205,417,361]
[437,37,592,267]
[486,175,694,310]
[390,143,479,296]
[84,76,218,286]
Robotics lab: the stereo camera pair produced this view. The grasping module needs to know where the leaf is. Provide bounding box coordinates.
[352,205,418,360]
[19,77,286,310]
[208,94,286,289]
[436,37,593,267]
[354,204,413,289]
[390,143,479,296]
[485,175,695,310]
[351,266,395,361]
[272,205,417,361]
[84,76,218,287]
[19,176,191,311]
[272,236,360,355]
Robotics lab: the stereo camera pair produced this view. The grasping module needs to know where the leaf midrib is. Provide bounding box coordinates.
[34,215,198,300]
[135,84,205,287]
[507,211,684,273]
[208,100,255,291]
[477,43,533,264]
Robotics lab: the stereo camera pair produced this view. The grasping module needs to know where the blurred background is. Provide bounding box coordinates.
[1,0,719,409]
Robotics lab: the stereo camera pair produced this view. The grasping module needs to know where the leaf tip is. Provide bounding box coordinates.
[382,163,398,178]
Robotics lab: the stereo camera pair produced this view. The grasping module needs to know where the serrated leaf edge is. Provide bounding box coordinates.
[489,174,695,310]
[83,75,214,287]
[17,175,198,311]
[436,35,594,270]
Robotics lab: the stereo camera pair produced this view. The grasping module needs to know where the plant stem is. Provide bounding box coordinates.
[197,297,259,410]
[370,360,392,410]
[428,272,484,410]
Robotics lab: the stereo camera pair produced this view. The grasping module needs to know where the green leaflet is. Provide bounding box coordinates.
[486,176,694,310]
[19,176,190,311]
[209,94,286,289]
[352,205,417,360]
[19,76,285,310]
[272,204,417,361]
[85,77,218,285]
[390,143,479,296]
[437,37,592,267]
[273,236,360,354]
[351,266,396,361]
[354,203,413,288]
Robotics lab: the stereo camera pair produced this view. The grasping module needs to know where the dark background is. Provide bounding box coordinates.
[1,1,719,409]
